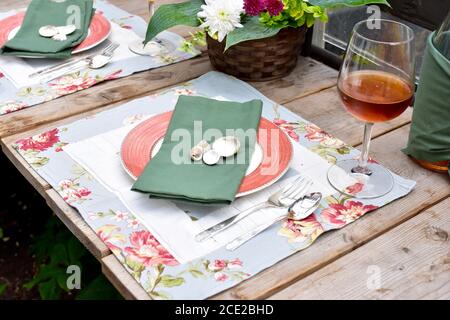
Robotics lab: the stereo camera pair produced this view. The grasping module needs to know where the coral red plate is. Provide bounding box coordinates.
[121,112,293,197]
[0,11,111,57]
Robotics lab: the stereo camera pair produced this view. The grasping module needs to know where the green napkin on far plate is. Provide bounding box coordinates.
[132,96,263,205]
[0,0,94,59]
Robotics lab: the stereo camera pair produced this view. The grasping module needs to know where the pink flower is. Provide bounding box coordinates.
[97,225,125,253]
[49,74,97,95]
[266,0,284,15]
[244,0,265,16]
[227,258,243,269]
[345,182,364,195]
[1,101,27,114]
[214,272,228,282]
[304,124,331,142]
[287,130,300,141]
[322,201,378,227]
[124,231,178,267]
[0,72,4,78]
[113,211,129,222]
[72,187,91,199]
[127,218,140,229]
[16,128,60,152]
[211,259,227,271]
[273,119,287,125]
[278,215,324,243]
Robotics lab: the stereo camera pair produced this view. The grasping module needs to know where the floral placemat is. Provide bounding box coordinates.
[13,71,415,299]
[0,0,197,115]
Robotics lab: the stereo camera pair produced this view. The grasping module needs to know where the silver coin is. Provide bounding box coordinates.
[212,136,240,158]
[190,146,203,162]
[39,25,58,38]
[52,33,67,41]
[56,25,76,36]
[202,150,220,166]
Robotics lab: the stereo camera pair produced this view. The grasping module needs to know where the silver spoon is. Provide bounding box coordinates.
[225,192,322,251]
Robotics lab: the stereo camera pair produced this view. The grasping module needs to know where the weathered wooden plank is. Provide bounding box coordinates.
[45,189,110,259]
[269,198,450,300]
[101,255,151,300]
[212,125,450,299]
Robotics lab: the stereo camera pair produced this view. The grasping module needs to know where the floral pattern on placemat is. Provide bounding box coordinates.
[0,0,197,116]
[12,71,415,299]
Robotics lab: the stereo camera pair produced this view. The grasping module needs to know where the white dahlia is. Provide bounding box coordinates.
[198,0,244,42]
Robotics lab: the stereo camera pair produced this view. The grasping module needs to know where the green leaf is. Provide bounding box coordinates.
[0,227,3,239]
[76,276,123,300]
[225,16,281,51]
[159,275,185,288]
[67,237,86,264]
[308,0,390,9]
[50,243,68,265]
[144,0,203,44]
[38,278,61,300]
[0,282,7,296]
[189,269,204,278]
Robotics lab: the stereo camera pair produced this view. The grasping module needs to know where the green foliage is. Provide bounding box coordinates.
[225,16,281,50]
[0,282,7,296]
[144,0,203,44]
[179,31,206,54]
[76,276,122,300]
[143,0,390,50]
[24,217,122,300]
[260,0,328,29]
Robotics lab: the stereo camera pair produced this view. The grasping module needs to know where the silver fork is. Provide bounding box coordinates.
[29,41,118,78]
[195,176,313,242]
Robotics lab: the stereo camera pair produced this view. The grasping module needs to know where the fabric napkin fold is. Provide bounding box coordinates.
[132,96,263,204]
[0,0,94,59]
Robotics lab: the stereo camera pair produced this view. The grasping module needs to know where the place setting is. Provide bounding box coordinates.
[0,0,197,115]
[6,0,441,301]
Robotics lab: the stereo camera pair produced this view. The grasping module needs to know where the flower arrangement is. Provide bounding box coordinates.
[145,0,389,81]
[145,0,389,51]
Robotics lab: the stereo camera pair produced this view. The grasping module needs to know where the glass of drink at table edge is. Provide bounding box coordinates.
[327,19,415,199]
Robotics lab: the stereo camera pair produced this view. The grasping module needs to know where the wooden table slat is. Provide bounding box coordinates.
[45,189,110,259]
[269,197,450,300]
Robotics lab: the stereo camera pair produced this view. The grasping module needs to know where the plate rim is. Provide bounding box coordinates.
[120,112,294,198]
[0,11,111,58]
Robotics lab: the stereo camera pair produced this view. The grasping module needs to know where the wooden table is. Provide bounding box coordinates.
[1,0,449,300]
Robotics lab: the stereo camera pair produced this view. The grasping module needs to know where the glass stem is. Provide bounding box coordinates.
[352,122,374,175]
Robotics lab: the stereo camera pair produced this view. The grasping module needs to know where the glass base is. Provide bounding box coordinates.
[128,38,174,56]
[327,159,394,199]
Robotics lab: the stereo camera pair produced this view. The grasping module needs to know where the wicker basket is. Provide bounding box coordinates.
[206,26,308,82]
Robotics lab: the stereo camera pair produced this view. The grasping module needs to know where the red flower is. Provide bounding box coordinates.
[244,0,265,16]
[0,72,4,78]
[266,0,284,15]
[322,201,378,227]
[273,118,300,141]
[212,259,227,270]
[125,231,178,267]
[16,128,60,152]
[345,182,364,195]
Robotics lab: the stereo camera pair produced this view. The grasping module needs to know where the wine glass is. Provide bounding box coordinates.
[327,19,415,198]
[128,0,175,56]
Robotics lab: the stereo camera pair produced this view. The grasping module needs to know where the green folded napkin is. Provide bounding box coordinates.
[403,32,450,175]
[0,0,94,59]
[132,96,263,205]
